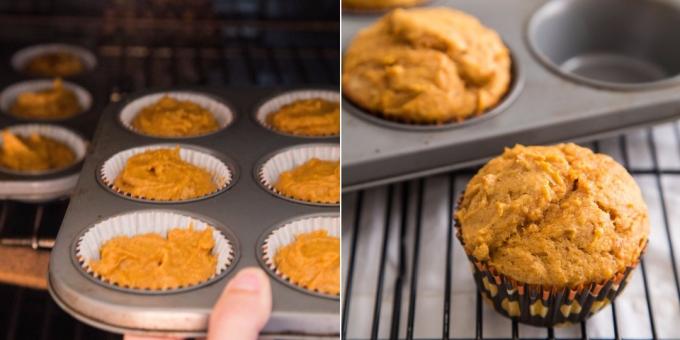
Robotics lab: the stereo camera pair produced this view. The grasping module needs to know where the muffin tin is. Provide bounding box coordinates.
[342,0,680,190]
[48,87,340,336]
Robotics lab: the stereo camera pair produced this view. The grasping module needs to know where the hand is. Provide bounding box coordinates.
[124,267,273,340]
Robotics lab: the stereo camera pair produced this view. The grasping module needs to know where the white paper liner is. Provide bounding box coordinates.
[11,43,97,76]
[119,92,234,138]
[100,144,232,201]
[258,144,340,205]
[256,90,340,137]
[0,123,87,175]
[262,215,340,296]
[76,210,234,291]
[0,79,92,120]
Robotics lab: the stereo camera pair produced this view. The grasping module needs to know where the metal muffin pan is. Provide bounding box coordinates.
[48,87,340,337]
[342,0,680,191]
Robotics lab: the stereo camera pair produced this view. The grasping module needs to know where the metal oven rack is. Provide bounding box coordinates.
[342,123,680,340]
[0,0,339,338]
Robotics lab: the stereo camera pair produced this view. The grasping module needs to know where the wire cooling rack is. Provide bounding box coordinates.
[342,122,680,340]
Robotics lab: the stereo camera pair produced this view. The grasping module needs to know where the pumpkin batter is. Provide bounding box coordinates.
[275,158,339,203]
[0,130,75,172]
[24,51,85,77]
[455,144,649,287]
[89,227,217,290]
[274,230,340,295]
[113,147,217,201]
[10,78,82,119]
[131,96,220,137]
[344,0,425,10]
[343,8,511,124]
[267,98,340,136]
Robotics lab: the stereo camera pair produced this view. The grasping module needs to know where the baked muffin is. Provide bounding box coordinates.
[24,51,85,77]
[89,226,217,290]
[343,8,511,124]
[0,130,75,172]
[266,98,339,136]
[455,143,649,326]
[274,230,340,295]
[344,0,426,11]
[131,96,220,137]
[10,78,82,119]
[113,147,218,201]
[275,158,340,204]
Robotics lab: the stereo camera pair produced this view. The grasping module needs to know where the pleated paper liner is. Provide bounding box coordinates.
[75,210,235,293]
[11,43,97,76]
[119,91,234,139]
[260,214,340,299]
[0,79,92,121]
[257,143,340,206]
[99,144,233,203]
[0,123,88,176]
[454,213,644,327]
[255,89,340,138]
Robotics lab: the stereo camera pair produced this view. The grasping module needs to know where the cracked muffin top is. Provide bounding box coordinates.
[342,7,511,124]
[455,144,649,287]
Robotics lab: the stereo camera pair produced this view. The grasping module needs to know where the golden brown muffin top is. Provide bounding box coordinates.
[455,144,649,287]
[343,8,511,124]
[343,0,425,10]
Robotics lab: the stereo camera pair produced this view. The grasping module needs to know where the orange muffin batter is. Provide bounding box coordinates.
[267,98,340,136]
[275,158,340,203]
[344,0,426,10]
[113,147,217,200]
[274,230,340,295]
[89,227,217,290]
[131,96,219,137]
[10,78,82,119]
[24,51,85,77]
[0,130,75,172]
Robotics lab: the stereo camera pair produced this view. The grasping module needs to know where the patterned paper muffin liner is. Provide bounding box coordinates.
[261,215,340,298]
[257,143,340,206]
[119,91,234,138]
[0,123,88,176]
[255,89,340,137]
[0,79,92,121]
[75,210,234,292]
[11,43,97,76]
[100,144,232,202]
[453,197,645,327]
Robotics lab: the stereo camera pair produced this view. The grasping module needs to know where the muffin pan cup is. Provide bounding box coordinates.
[48,87,339,337]
[342,0,680,191]
[0,123,88,202]
[10,43,97,78]
[453,204,644,327]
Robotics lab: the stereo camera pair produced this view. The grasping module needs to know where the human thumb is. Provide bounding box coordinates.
[207,267,272,340]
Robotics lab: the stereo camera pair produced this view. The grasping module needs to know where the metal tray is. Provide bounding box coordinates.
[48,87,340,337]
[341,0,680,191]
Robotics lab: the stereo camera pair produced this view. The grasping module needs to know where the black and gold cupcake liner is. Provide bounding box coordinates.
[454,208,644,327]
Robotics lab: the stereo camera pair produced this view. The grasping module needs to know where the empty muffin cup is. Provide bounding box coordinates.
[255,89,340,138]
[75,210,235,293]
[257,143,340,206]
[528,0,680,90]
[0,123,87,176]
[0,80,92,121]
[11,43,97,77]
[99,144,233,202]
[119,91,234,138]
[259,214,340,298]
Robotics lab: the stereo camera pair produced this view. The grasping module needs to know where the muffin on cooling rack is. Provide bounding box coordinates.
[342,7,511,124]
[454,143,649,326]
